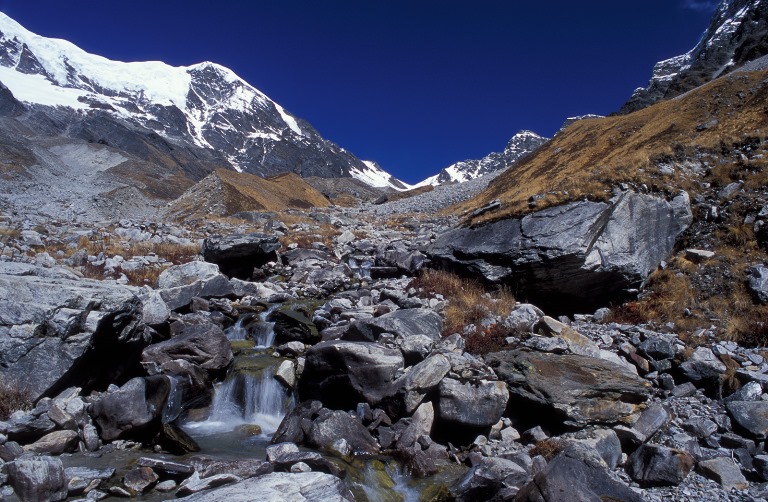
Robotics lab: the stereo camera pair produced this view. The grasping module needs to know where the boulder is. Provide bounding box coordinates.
[174,472,354,501]
[23,430,79,455]
[6,455,67,502]
[383,353,451,416]
[201,233,281,279]
[272,400,324,445]
[697,457,749,491]
[558,427,623,469]
[486,350,651,427]
[307,410,379,455]
[186,455,272,480]
[679,347,727,388]
[123,466,158,494]
[516,444,643,501]
[298,341,404,409]
[0,263,147,400]
[158,273,234,311]
[726,401,768,439]
[452,457,528,501]
[625,444,694,487]
[747,264,768,303]
[534,316,600,357]
[157,262,221,289]
[273,308,319,345]
[90,376,171,442]
[436,378,508,429]
[142,323,233,374]
[428,192,692,313]
[344,308,443,343]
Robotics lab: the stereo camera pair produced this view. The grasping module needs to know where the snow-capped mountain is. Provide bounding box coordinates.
[351,161,413,190]
[415,130,548,187]
[621,0,768,113]
[0,13,408,189]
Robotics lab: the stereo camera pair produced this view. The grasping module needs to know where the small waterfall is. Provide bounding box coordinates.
[225,317,249,341]
[162,375,184,424]
[224,306,279,347]
[185,365,293,436]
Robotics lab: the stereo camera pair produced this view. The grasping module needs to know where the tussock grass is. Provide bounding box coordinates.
[0,379,33,420]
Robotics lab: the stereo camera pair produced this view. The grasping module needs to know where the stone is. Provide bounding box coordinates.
[452,457,528,501]
[176,472,241,497]
[516,444,643,502]
[156,480,177,492]
[486,350,651,426]
[682,417,718,438]
[174,472,354,501]
[272,400,323,445]
[272,308,319,345]
[23,430,79,455]
[344,308,443,343]
[65,466,114,495]
[6,455,67,502]
[385,353,451,416]
[157,261,221,289]
[299,341,404,410]
[679,347,727,387]
[158,273,234,311]
[201,233,281,279]
[141,323,233,374]
[89,376,170,442]
[4,414,57,444]
[0,264,147,401]
[503,303,544,333]
[187,455,272,480]
[155,423,201,454]
[307,410,379,455]
[625,444,694,487]
[436,378,509,429]
[638,336,675,360]
[395,402,435,450]
[267,450,343,477]
[275,360,296,389]
[558,427,622,469]
[428,192,692,312]
[747,264,768,303]
[726,401,768,439]
[697,457,749,491]
[685,249,715,262]
[122,466,158,494]
[534,316,600,357]
[754,455,768,481]
[266,442,300,463]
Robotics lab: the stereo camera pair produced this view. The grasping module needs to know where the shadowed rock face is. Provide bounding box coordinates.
[428,191,692,314]
[486,350,651,428]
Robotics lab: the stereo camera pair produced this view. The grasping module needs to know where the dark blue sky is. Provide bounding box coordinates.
[1,1,717,183]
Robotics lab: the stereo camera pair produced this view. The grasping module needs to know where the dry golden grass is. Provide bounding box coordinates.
[0,379,33,420]
[529,438,568,461]
[410,269,516,337]
[279,224,339,249]
[455,70,768,225]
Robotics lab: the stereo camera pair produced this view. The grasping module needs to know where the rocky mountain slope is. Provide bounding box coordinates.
[621,0,768,113]
[415,130,548,187]
[0,13,408,189]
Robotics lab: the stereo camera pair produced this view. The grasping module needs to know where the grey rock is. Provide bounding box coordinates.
[201,233,281,279]
[726,401,768,439]
[122,466,158,494]
[486,350,651,426]
[436,378,508,429]
[7,455,67,502]
[697,457,749,491]
[395,402,435,450]
[176,472,241,497]
[428,192,691,312]
[141,323,233,373]
[157,262,220,289]
[748,264,768,303]
[679,347,727,386]
[558,427,622,469]
[89,376,170,442]
[516,443,643,502]
[158,273,234,311]
[174,472,354,501]
[344,308,442,343]
[754,455,768,481]
[136,457,194,476]
[452,457,528,501]
[626,444,694,487]
[502,303,543,333]
[0,265,146,400]
[23,430,79,455]
[266,442,300,463]
[298,341,404,409]
[386,353,451,416]
[186,455,272,480]
[272,308,319,345]
[638,336,675,360]
[682,417,718,438]
[534,316,600,357]
[307,410,379,455]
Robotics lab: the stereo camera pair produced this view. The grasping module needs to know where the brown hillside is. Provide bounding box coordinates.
[458,69,768,225]
[165,170,331,219]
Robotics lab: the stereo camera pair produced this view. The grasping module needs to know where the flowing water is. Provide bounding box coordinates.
[224,305,278,347]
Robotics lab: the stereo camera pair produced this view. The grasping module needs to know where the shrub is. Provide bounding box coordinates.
[0,379,33,420]
[529,438,567,461]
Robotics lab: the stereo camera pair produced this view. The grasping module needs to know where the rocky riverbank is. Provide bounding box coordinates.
[0,202,767,501]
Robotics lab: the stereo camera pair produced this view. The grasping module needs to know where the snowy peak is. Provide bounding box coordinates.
[415,130,548,187]
[0,12,406,188]
[350,161,413,191]
[621,0,768,113]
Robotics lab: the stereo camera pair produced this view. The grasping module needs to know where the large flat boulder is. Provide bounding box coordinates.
[486,350,651,427]
[0,263,148,400]
[90,375,171,442]
[343,308,443,343]
[141,323,233,374]
[428,192,692,313]
[175,472,354,501]
[201,233,281,279]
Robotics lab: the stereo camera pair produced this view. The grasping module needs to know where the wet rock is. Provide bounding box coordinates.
[275,360,297,389]
[486,350,651,427]
[174,472,354,501]
[452,457,528,501]
[273,308,319,345]
[697,457,749,491]
[142,323,233,374]
[64,466,114,495]
[344,308,442,343]
[154,423,200,455]
[272,400,323,445]
[6,455,67,502]
[307,410,379,455]
[299,341,404,409]
[136,457,194,477]
[123,466,158,494]
[201,233,281,279]
[516,443,642,502]
[428,192,691,313]
[90,375,170,442]
[726,401,768,439]
[436,378,508,429]
[23,430,79,455]
[625,444,694,487]
[176,472,241,497]
[267,449,343,477]
[186,455,272,480]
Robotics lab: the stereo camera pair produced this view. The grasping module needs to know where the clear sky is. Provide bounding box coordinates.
[0,1,718,184]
